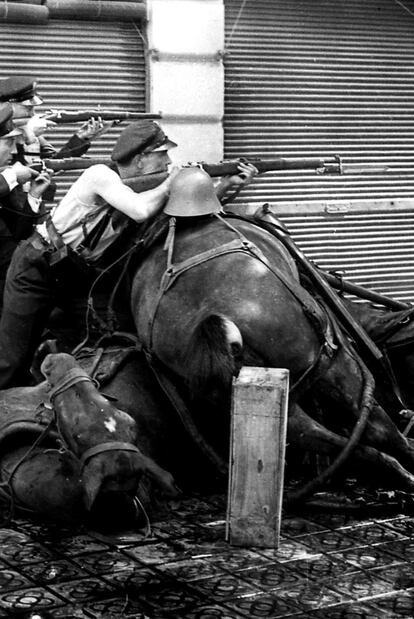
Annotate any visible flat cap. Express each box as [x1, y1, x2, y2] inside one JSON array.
[[0, 103, 22, 138], [0, 76, 43, 105], [111, 120, 177, 163]]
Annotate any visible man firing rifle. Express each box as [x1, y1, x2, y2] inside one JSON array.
[[0, 120, 257, 389]]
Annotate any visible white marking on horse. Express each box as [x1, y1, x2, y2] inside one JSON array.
[[223, 318, 243, 348], [104, 417, 117, 433]]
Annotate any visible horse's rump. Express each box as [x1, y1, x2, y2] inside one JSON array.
[[131, 216, 328, 384]]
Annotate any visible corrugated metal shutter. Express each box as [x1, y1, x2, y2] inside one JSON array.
[[0, 19, 146, 202], [224, 0, 414, 302]]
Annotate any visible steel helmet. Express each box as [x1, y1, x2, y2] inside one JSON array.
[[164, 167, 221, 217]]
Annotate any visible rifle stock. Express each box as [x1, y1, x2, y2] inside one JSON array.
[[43, 109, 162, 124]]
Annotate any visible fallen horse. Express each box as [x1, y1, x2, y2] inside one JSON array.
[[129, 168, 414, 499], [0, 351, 179, 525], [4, 168, 414, 519]]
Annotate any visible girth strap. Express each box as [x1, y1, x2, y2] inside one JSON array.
[[80, 441, 141, 471]]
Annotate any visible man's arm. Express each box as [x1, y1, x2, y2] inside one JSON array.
[[80, 164, 175, 222], [24, 117, 109, 159]]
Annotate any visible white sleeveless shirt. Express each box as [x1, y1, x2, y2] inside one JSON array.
[[37, 170, 118, 261]]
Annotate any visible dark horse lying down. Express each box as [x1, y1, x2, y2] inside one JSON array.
[[0, 351, 179, 525], [129, 181, 414, 495]]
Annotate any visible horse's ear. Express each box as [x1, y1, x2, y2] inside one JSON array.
[[32, 340, 60, 383], [39, 353, 54, 379]]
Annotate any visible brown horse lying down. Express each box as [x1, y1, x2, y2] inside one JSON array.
[[41, 352, 179, 510], [0, 353, 179, 524]]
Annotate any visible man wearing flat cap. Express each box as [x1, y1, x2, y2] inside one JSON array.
[[111, 119, 256, 201], [0, 103, 51, 310], [0, 75, 107, 163]]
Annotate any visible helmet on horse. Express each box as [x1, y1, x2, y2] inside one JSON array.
[[164, 167, 222, 217]]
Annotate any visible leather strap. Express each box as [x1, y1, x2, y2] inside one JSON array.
[[48, 367, 95, 402], [80, 441, 141, 471]]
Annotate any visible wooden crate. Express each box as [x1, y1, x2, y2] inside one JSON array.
[[226, 367, 289, 548]]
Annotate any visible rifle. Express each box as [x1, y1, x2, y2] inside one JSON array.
[[31, 154, 387, 177], [29, 157, 169, 193], [41, 109, 162, 124], [195, 156, 389, 176]]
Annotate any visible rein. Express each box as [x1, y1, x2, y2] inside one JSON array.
[[0, 417, 56, 524]]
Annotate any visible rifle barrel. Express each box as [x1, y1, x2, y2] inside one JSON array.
[[44, 110, 162, 124]]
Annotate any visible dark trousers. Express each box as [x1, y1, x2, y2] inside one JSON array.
[[0, 237, 54, 388], [0, 225, 17, 313]]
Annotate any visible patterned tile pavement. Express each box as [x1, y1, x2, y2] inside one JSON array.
[[2, 494, 414, 617]]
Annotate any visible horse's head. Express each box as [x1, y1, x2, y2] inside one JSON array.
[[40, 351, 180, 514]]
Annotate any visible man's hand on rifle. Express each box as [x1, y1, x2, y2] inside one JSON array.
[[76, 117, 112, 141], [23, 115, 57, 144], [28, 169, 53, 200], [226, 161, 258, 187], [10, 161, 38, 185], [215, 160, 259, 203]]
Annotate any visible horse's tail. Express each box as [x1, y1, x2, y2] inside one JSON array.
[[185, 313, 243, 397]]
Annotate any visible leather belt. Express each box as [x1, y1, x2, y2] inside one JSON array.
[[29, 231, 53, 251]]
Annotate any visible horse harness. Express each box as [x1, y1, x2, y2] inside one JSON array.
[[48, 366, 143, 472], [146, 213, 339, 396]]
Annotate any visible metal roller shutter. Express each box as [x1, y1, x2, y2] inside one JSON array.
[[224, 0, 414, 302], [0, 19, 146, 202]]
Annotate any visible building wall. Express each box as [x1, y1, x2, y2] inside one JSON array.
[[146, 0, 224, 166]]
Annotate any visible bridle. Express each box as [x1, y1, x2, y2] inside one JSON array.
[[49, 367, 143, 467]]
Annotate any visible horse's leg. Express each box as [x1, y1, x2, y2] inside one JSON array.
[[313, 345, 414, 472], [288, 404, 414, 489]]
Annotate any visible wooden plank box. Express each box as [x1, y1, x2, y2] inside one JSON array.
[[226, 367, 289, 548]]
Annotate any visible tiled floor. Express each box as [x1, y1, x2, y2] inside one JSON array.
[[2, 493, 414, 618]]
